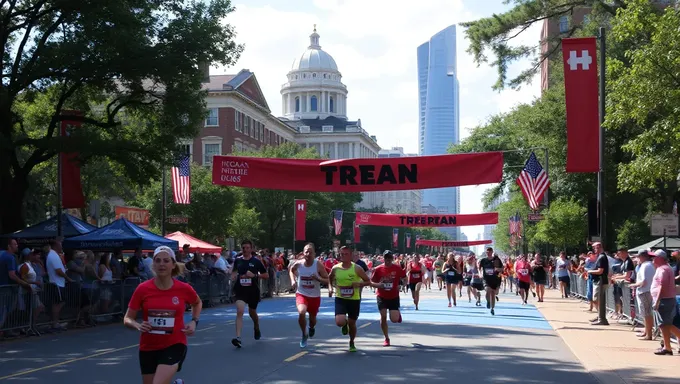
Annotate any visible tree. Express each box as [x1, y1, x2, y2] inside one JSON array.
[[130, 163, 238, 243], [490, 189, 539, 254], [0, 0, 243, 233], [229, 203, 262, 244], [615, 216, 652, 249], [533, 197, 587, 252], [232, 143, 362, 249]]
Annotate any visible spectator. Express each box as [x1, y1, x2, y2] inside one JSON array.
[[211, 254, 229, 275], [587, 242, 609, 326], [109, 250, 123, 279], [127, 248, 143, 278], [629, 251, 654, 340], [45, 239, 73, 331], [141, 251, 153, 279], [98, 253, 114, 314], [0, 239, 26, 338], [651, 250, 680, 355], [18, 248, 45, 329]]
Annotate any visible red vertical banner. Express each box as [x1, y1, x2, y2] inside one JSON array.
[[392, 228, 398, 248], [353, 221, 360, 243], [60, 111, 85, 208], [562, 37, 600, 173], [294, 199, 307, 241], [406, 233, 411, 248]]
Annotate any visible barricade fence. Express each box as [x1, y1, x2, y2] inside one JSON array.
[[1, 271, 295, 337]]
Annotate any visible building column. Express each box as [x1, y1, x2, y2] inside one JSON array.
[[334, 142, 338, 159], [320, 142, 324, 157], [306, 93, 310, 112], [320, 91, 324, 113]]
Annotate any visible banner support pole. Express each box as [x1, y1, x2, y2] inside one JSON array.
[[56, 123, 63, 237], [598, 27, 607, 248], [161, 166, 167, 236], [293, 203, 296, 255]]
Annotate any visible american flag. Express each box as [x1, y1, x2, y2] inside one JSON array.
[[333, 210, 343, 235], [509, 214, 519, 235], [516, 152, 550, 210], [171, 155, 191, 204], [673, 201, 678, 216]]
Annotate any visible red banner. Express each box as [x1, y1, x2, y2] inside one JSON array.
[[355, 212, 498, 227], [416, 239, 493, 247], [392, 228, 398, 247], [353, 221, 360, 243], [60, 111, 85, 208], [294, 199, 307, 241], [211, 152, 503, 192], [114, 206, 150, 227], [406, 233, 411, 248], [562, 37, 600, 173]]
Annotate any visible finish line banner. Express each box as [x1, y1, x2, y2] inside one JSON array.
[[211, 152, 503, 192], [416, 239, 493, 247], [355, 212, 498, 227]]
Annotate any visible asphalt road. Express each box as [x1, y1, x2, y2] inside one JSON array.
[[0, 287, 598, 383]]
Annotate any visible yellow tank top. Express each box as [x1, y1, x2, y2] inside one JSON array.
[[334, 262, 361, 300]]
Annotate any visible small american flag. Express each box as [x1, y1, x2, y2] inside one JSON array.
[[673, 201, 678, 216], [333, 210, 343, 235], [516, 152, 550, 211], [509, 214, 519, 235], [171, 155, 191, 204]]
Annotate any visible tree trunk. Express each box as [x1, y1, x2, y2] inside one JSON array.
[[0, 173, 29, 234]]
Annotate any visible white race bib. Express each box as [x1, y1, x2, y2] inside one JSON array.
[[447, 271, 455, 276], [519, 269, 528, 275], [382, 282, 393, 290], [339, 286, 354, 297], [148, 309, 176, 335], [411, 273, 420, 279], [300, 277, 315, 288], [240, 278, 252, 286], [484, 268, 495, 275]]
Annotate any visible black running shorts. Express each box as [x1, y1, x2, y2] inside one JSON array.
[[139, 343, 187, 375]]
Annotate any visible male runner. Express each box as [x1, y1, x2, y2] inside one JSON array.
[[370, 250, 406, 346], [290, 243, 329, 348], [478, 247, 503, 315], [329, 246, 380, 352], [434, 255, 445, 291], [231, 240, 269, 348]]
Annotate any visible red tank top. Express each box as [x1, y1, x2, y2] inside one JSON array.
[[409, 262, 423, 283]]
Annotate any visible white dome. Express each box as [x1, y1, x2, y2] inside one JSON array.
[[291, 28, 338, 72]]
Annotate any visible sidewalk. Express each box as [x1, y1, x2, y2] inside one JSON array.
[[536, 288, 677, 384]]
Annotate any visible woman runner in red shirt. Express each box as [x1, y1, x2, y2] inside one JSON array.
[[124, 246, 202, 384], [406, 255, 426, 310]]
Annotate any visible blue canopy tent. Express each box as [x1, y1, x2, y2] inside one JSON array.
[[63, 218, 178, 251], [1, 213, 97, 245]]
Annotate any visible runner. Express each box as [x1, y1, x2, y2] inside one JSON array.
[[370, 250, 406, 346], [514, 254, 532, 305], [466, 254, 483, 306], [289, 243, 329, 348], [124, 246, 201, 384], [406, 254, 426, 310], [329, 246, 379, 352], [442, 253, 461, 307], [231, 240, 269, 348], [478, 247, 503, 315], [434, 255, 445, 291]]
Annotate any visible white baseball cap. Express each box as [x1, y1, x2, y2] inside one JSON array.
[[153, 246, 176, 260], [653, 249, 668, 259]]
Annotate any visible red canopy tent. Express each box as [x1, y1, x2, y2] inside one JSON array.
[[165, 231, 222, 253]]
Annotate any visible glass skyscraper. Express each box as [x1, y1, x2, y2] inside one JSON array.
[[417, 25, 460, 238]]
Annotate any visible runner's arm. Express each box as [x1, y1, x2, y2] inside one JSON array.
[[316, 262, 330, 285], [355, 265, 381, 288], [328, 267, 336, 296], [289, 262, 298, 289], [257, 260, 269, 279]]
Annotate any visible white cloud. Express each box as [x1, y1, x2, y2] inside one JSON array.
[[221, 1, 544, 241]]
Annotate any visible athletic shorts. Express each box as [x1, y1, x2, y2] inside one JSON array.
[[234, 286, 261, 310], [471, 282, 484, 291], [518, 280, 531, 291], [446, 275, 461, 285], [52, 286, 66, 304], [295, 293, 321, 316], [408, 282, 422, 292], [656, 298, 677, 326], [377, 296, 400, 311], [462, 277, 471, 286], [484, 277, 501, 291], [335, 298, 361, 320], [139, 343, 187, 375], [558, 276, 570, 284]]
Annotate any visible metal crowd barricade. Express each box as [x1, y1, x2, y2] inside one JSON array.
[[34, 282, 81, 329], [0, 285, 31, 334], [207, 274, 231, 304]]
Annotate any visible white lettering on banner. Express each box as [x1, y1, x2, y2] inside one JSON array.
[[568, 50, 592, 70], [359, 214, 371, 223], [219, 160, 249, 184], [297, 203, 305, 211], [43, 224, 57, 231], [101, 229, 125, 236]]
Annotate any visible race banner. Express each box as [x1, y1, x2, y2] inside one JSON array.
[[392, 228, 398, 247], [353, 221, 360, 243], [415, 239, 493, 247], [355, 212, 498, 227], [562, 37, 600, 173], [406, 233, 411, 248], [60, 111, 85, 208], [294, 199, 307, 241], [211, 152, 503, 192]]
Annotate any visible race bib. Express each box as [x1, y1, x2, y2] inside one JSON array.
[[485, 268, 495, 275], [148, 309, 175, 335], [519, 269, 528, 275], [447, 271, 455, 276], [382, 282, 393, 290], [240, 278, 252, 286], [411, 273, 420, 279], [300, 277, 315, 288], [339, 286, 354, 298]]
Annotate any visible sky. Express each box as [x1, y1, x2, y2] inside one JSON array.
[[217, 0, 543, 242]]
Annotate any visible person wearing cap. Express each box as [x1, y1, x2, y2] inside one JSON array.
[[650, 250, 680, 355], [370, 250, 406, 346], [629, 251, 655, 340], [124, 246, 201, 384], [587, 242, 609, 326]]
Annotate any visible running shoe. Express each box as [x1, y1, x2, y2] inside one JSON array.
[[397, 314, 402, 323], [173, 379, 185, 384], [496, 296, 499, 301], [448, 302, 452, 307], [349, 343, 357, 352], [300, 335, 308, 349], [309, 327, 315, 338], [231, 337, 242, 348], [341, 323, 349, 335], [383, 338, 390, 347], [491, 309, 495, 316], [486, 301, 490, 309], [254, 327, 261, 340]]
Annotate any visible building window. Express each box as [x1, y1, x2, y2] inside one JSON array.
[[233, 140, 243, 152], [559, 16, 569, 33], [312, 73, 316, 78], [205, 108, 218, 126], [295, 97, 300, 112], [179, 142, 193, 158], [323, 74, 327, 78], [329, 97, 334, 113], [244, 116, 250, 136], [234, 111, 242, 132], [201, 137, 222, 166], [310, 96, 318, 111], [259, 123, 264, 141]]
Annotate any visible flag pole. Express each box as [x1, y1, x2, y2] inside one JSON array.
[[293, 200, 296, 255], [161, 166, 167, 236], [597, 27, 607, 247], [56, 122, 63, 237]]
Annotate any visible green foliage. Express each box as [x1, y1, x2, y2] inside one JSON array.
[[533, 197, 587, 250], [491, 188, 538, 253], [229, 203, 263, 244], [1, 0, 243, 233], [615, 216, 652, 249]]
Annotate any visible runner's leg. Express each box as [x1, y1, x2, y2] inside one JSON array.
[[152, 364, 179, 384], [248, 306, 260, 337], [234, 300, 246, 338], [297, 303, 308, 337], [379, 307, 389, 339]]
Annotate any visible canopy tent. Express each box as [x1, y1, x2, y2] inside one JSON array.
[[629, 237, 680, 254], [1, 213, 97, 245], [63, 218, 178, 251], [165, 231, 221, 253]]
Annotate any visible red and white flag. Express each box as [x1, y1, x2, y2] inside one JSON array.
[[171, 155, 191, 204], [517, 152, 550, 211]]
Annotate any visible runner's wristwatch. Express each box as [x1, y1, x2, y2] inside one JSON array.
[[191, 318, 199, 326]]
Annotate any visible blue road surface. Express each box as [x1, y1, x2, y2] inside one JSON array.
[[0, 289, 596, 383]]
